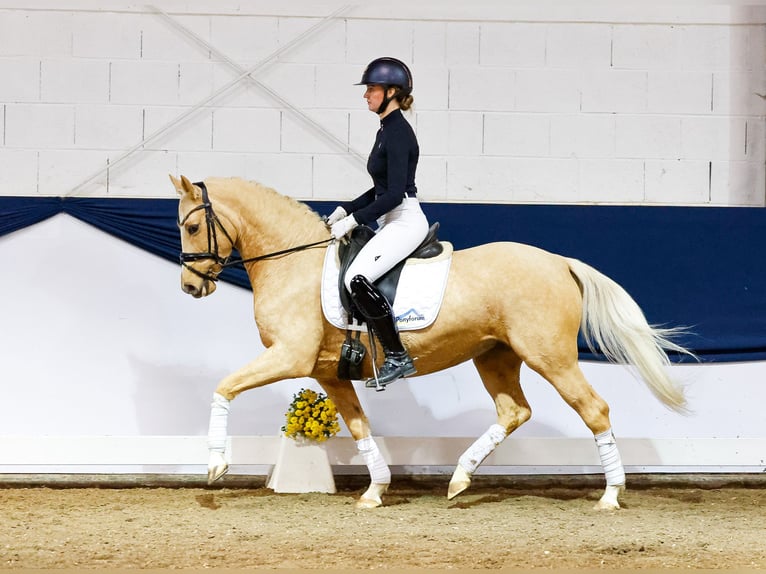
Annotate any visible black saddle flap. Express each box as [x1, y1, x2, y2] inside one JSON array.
[[337, 223, 442, 321]]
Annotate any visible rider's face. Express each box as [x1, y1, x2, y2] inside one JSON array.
[[364, 84, 389, 114]]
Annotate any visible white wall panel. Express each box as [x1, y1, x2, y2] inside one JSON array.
[[1, 2, 761, 204], [644, 159, 711, 204], [177, 62, 216, 106], [713, 70, 766, 116], [483, 114, 550, 157], [647, 71, 713, 115], [612, 24, 681, 70], [414, 156, 447, 202], [616, 116, 681, 160], [280, 110, 347, 154], [515, 69, 581, 113], [580, 69, 648, 114], [277, 17, 346, 64], [545, 23, 612, 69], [105, 149, 176, 197], [109, 61, 180, 105], [71, 12, 142, 59], [578, 159, 645, 203], [446, 156, 511, 201], [0, 59, 40, 102], [710, 160, 765, 205], [38, 150, 108, 195], [311, 154, 370, 200], [412, 21, 446, 66], [241, 153, 315, 196], [680, 117, 746, 161], [315, 64, 365, 111], [445, 22, 479, 66], [140, 13, 213, 62], [508, 157, 580, 203], [448, 67, 515, 112], [255, 64, 318, 109], [41, 59, 110, 104], [410, 64, 448, 110], [0, 149, 37, 194], [144, 106, 212, 152], [0, 10, 73, 57], [480, 23, 546, 68], [550, 115, 616, 159], [345, 19, 413, 66], [75, 105, 144, 150], [677, 25, 741, 71], [211, 108, 280, 152], [5, 103, 74, 148], [176, 151, 247, 182], [446, 112, 484, 157], [209, 15, 279, 65]]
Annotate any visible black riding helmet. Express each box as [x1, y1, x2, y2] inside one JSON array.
[[355, 57, 413, 114]]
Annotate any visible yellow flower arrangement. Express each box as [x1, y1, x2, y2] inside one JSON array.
[[281, 388, 341, 443]]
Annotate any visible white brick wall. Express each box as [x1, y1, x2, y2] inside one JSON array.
[[0, 1, 763, 205]]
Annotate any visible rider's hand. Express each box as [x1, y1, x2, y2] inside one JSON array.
[[331, 214, 358, 240], [325, 206, 347, 226]]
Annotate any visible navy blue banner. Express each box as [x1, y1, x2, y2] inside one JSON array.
[[2, 196, 764, 362]]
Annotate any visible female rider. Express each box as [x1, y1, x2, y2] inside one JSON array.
[[326, 57, 429, 388]]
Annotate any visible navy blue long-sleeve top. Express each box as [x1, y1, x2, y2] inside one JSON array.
[[341, 109, 419, 226]]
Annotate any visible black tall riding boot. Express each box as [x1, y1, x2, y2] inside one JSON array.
[[349, 274, 416, 387]]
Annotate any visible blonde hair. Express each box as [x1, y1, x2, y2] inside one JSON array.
[[398, 94, 414, 111]]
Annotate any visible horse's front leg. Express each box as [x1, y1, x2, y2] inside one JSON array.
[[319, 379, 390, 509], [206, 343, 317, 484]]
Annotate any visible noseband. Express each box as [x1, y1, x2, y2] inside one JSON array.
[[178, 181, 332, 284]]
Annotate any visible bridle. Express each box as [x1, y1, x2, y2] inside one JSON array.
[[178, 181, 332, 284]]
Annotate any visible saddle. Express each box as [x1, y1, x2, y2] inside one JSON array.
[[337, 222, 443, 323], [335, 223, 443, 381]]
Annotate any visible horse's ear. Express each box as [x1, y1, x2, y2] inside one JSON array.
[[169, 174, 201, 200], [169, 174, 183, 195]]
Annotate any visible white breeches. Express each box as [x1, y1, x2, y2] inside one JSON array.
[[343, 197, 429, 291]]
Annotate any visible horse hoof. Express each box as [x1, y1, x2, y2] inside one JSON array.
[[447, 465, 472, 500], [355, 497, 383, 509], [207, 452, 229, 484], [356, 482, 388, 508], [593, 484, 625, 510]]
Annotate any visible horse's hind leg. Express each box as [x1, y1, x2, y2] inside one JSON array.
[[530, 359, 626, 510], [448, 346, 530, 499]]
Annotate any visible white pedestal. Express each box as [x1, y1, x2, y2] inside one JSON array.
[[266, 436, 336, 494]]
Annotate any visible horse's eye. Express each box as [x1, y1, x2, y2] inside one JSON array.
[[186, 223, 199, 235]]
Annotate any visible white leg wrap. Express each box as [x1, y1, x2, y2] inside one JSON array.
[[458, 423, 508, 474], [207, 392, 230, 453], [595, 428, 625, 486], [356, 436, 391, 484]]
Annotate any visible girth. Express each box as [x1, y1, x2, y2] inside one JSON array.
[[337, 222, 443, 322]]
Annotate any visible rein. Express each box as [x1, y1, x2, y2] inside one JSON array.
[[178, 181, 332, 283]]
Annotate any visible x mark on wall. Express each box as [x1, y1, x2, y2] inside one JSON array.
[[69, 4, 363, 196]]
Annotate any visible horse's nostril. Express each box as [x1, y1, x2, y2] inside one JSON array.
[[183, 283, 198, 295]]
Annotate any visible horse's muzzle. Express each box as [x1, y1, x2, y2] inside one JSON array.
[[181, 277, 216, 298]]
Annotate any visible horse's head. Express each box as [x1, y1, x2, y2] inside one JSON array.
[[171, 174, 235, 298]]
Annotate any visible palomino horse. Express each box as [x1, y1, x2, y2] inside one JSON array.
[[172, 174, 691, 510]]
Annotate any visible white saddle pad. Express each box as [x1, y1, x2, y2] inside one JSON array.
[[321, 241, 453, 332]]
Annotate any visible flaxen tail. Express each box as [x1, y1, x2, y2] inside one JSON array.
[[566, 257, 695, 413]]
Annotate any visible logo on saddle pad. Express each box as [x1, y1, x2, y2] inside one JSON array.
[[396, 308, 426, 324], [321, 242, 452, 332]]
